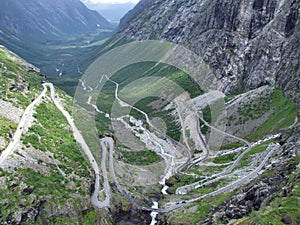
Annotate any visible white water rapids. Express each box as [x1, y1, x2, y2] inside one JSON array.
[[150, 201, 159, 225]]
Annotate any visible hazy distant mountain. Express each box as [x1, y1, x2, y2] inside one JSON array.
[[0, 0, 113, 43], [81, 0, 135, 22], [0, 0, 115, 80]]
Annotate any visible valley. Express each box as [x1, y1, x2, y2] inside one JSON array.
[[0, 0, 116, 96], [75, 49, 298, 224], [0, 0, 299, 224]]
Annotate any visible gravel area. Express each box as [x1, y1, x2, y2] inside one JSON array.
[[0, 99, 23, 123]]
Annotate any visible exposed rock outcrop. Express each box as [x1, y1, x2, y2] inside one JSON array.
[[201, 124, 300, 224], [114, 0, 299, 106]]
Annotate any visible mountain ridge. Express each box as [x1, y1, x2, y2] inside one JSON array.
[[103, 0, 299, 107], [0, 0, 299, 224], [0, 0, 117, 92], [75, 1, 300, 223], [0, 0, 113, 42]]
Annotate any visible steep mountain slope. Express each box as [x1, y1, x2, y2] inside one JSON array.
[[1, 42, 298, 224], [0, 0, 115, 87], [0, 46, 112, 224], [0, 0, 112, 42], [95, 0, 299, 106], [78, 56, 298, 224], [119, 0, 152, 26], [1, 0, 299, 224], [75, 0, 299, 224]]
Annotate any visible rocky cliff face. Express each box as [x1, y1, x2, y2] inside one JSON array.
[[88, 1, 300, 224], [201, 124, 300, 224], [115, 0, 299, 106]]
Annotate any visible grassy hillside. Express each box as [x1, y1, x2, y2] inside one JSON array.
[[96, 61, 203, 141], [0, 46, 98, 224]]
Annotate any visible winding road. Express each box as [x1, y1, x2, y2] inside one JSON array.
[[0, 83, 110, 209], [0, 77, 284, 219], [0, 84, 48, 165], [46, 83, 111, 208], [71, 77, 285, 215], [67, 78, 285, 214]]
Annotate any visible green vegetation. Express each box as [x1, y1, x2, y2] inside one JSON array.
[[1, 27, 114, 96], [203, 165, 229, 174], [223, 89, 297, 143], [22, 102, 90, 173], [166, 174, 200, 194], [235, 156, 300, 225], [200, 106, 211, 134], [119, 148, 161, 166], [237, 94, 272, 124], [234, 139, 276, 171], [48, 76, 80, 97], [213, 153, 236, 164], [220, 142, 244, 150], [0, 50, 19, 73], [202, 105, 212, 123], [224, 94, 237, 103], [1, 99, 92, 223], [0, 47, 44, 107], [245, 90, 297, 141], [80, 37, 131, 73], [57, 89, 74, 115], [188, 164, 228, 175], [130, 97, 182, 140], [17, 168, 68, 200], [170, 192, 233, 224], [166, 70, 203, 98], [130, 96, 161, 115], [96, 80, 116, 114], [95, 62, 203, 140], [187, 178, 236, 199], [35, 205, 102, 225], [214, 139, 276, 170], [95, 113, 112, 134], [48, 216, 75, 224], [0, 116, 17, 141], [98, 62, 202, 112], [0, 46, 98, 224], [226, 114, 237, 126], [78, 210, 101, 225], [247, 139, 275, 155]]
